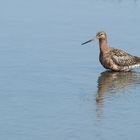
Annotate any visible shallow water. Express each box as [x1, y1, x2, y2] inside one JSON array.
[[0, 0, 140, 139]]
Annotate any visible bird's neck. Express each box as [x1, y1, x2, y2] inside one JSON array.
[[99, 38, 109, 53]]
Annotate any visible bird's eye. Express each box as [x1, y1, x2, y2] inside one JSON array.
[[100, 34, 103, 36]]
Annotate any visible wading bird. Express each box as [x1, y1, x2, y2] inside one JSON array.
[[82, 31, 140, 71]]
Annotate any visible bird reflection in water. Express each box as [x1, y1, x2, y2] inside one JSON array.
[[96, 71, 140, 120]]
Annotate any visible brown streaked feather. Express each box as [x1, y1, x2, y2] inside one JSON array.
[[110, 48, 140, 66]]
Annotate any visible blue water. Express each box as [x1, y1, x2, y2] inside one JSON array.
[[0, 0, 140, 139]]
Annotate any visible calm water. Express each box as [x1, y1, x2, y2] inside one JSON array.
[[0, 0, 140, 139]]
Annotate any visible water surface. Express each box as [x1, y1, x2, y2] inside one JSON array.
[[0, 0, 140, 140]]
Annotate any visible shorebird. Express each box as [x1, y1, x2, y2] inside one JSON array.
[[82, 31, 140, 71]]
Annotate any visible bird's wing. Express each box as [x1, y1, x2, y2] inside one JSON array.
[[110, 48, 140, 66]]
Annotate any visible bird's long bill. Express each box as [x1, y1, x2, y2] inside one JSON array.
[[81, 38, 95, 45]]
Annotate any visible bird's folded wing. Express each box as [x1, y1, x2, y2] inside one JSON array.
[[110, 48, 139, 66]]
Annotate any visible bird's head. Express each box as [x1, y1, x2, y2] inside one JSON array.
[[96, 31, 107, 40], [81, 31, 107, 45]]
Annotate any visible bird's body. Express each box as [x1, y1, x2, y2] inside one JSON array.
[[99, 47, 140, 71], [82, 31, 140, 72]]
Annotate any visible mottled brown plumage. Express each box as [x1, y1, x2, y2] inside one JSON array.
[[82, 31, 140, 71]]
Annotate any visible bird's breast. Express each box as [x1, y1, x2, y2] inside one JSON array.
[[99, 52, 118, 70], [99, 53, 111, 69]]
